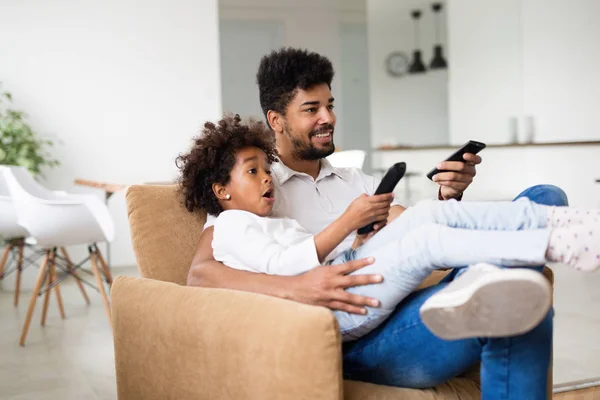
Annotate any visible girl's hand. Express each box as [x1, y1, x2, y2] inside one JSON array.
[[343, 193, 394, 233], [351, 222, 385, 250]]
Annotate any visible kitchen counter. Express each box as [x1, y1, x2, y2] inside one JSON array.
[[375, 140, 600, 152]]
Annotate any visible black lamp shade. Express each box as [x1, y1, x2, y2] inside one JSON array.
[[409, 50, 427, 73], [408, 9, 426, 74], [429, 3, 447, 70], [430, 45, 447, 69]]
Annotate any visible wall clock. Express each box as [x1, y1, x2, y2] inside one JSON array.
[[385, 51, 409, 77]]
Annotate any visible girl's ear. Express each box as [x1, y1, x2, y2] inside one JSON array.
[[267, 110, 284, 134], [212, 183, 230, 200]]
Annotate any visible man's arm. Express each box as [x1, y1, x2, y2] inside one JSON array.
[[188, 226, 383, 315]]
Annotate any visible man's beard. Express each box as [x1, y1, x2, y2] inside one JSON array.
[[285, 123, 336, 161]]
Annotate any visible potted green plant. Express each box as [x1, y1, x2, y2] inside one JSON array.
[[0, 83, 59, 176]]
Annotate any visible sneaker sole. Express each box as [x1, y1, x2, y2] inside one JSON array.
[[419, 268, 552, 340]]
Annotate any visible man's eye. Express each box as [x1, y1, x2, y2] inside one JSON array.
[[327, 105, 335, 110], [305, 108, 316, 113], [248, 168, 257, 174]]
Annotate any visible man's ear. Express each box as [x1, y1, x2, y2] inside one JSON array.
[[212, 183, 229, 200], [267, 110, 284, 134]]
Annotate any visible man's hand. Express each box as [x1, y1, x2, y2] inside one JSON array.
[[342, 193, 394, 233], [292, 257, 382, 315], [433, 153, 482, 200]]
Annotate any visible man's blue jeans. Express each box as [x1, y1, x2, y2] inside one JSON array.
[[341, 185, 568, 400]]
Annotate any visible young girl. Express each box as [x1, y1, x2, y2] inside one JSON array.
[[178, 115, 600, 341]]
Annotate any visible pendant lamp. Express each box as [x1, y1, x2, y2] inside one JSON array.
[[430, 3, 448, 69], [409, 10, 427, 74]]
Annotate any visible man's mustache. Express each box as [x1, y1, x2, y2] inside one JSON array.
[[310, 124, 335, 137]]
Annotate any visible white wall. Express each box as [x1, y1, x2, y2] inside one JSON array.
[[219, 0, 342, 68], [340, 22, 373, 172], [447, 0, 522, 145], [367, 0, 449, 149], [0, 0, 222, 267], [521, 0, 600, 142], [448, 0, 600, 145], [220, 19, 285, 120]]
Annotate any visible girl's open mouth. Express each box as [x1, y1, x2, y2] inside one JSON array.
[[262, 189, 275, 203]]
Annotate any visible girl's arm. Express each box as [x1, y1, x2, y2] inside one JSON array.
[[313, 218, 354, 262], [214, 211, 320, 275], [349, 204, 406, 250], [314, 194, 399, 257]]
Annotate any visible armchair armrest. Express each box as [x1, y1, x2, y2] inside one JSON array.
[[111, 277, 344, 400]]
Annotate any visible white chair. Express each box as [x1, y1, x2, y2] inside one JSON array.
[[326, 150, 367, 169], [0, 170, 29, 306], [0, 171, 29, 239], [2, 166, 114, 345], [1, 168, 92, 308]]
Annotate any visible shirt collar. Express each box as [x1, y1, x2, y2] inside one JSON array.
[[272, 158, 345, 185], [317, 158, 344, 181]]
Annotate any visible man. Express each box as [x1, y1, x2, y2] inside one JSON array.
[[188, 48, 567, 398]]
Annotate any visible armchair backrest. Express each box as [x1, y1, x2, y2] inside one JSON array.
[[126, 185, 205, 285]]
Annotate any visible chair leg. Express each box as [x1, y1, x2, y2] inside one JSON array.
[[20, 251, 50, 346], [60, 247, 90, 305], [14, 240, 24, 307], [89, 248, 112, 326], [94, 246, 113, 285], [0, 243, 13, 278], [40, 267, 52, 327], [50, 251, 66, 320]]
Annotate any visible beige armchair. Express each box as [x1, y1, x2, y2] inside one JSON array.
[[112, 184, 553, 399]]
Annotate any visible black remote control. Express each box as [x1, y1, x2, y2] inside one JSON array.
[[426, 140, 486, 181], [357, 162, 406, 235]]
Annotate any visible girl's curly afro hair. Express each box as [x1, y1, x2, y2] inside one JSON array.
[[176, 114, 278, 216]]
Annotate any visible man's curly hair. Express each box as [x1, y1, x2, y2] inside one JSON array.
[[256, 47, 334, 127], [176, 114, 278, 216]]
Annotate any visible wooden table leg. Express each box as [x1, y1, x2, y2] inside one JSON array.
[[95, 245, 113, 285], [89, 248, 112, 326]]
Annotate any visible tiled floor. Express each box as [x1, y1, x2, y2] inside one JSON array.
[[551, 263, 600, 385], [0, 266, 139, 400], [0, 264, 599, 399]]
